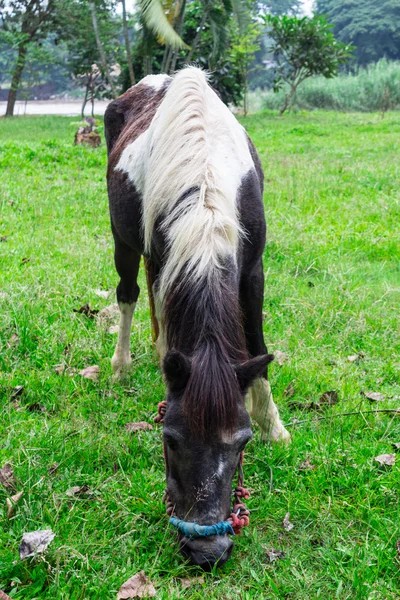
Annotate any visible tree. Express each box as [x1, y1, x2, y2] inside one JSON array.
[[257, 0, 301, 16], [60, 0, 121, 115], [120, 0, 247, 106], [89, 0, 118, 97], [265, 14, 353, 115], [316, 0, 400, 66], [121, 0, 135, 84], [1, 0, 58, 116], [230, 22, 260, 115]]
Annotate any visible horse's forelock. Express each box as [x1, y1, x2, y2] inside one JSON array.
[[182, 340, 242, 439]]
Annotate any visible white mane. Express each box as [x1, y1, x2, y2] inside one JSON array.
[[116, 67, 254, 298]]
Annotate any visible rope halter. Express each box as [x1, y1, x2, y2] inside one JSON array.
[[155, 400, 251, 538]]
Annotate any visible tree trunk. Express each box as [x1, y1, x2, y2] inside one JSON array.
[[280, 84, 297, 116], [5, 43, 27, 117], [168, 0, 187, 73], [161, 46, 172, 73], [243, 70, 248, 117], [89, 1, 118, 98], [142, 26, 153, 76], [185, 9, 208, 64], [121, 0, 135, 85], [81, 76, 90, 118]]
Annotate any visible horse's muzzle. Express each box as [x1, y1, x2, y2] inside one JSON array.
[[179, 535, 233, 570]]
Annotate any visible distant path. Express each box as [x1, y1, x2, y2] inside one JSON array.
[[0, 100, 110, 117]]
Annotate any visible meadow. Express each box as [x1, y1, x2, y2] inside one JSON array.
[[0, 110, 399, 599]]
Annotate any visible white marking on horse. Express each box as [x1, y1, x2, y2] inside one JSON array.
[[217, 459, 225, 477], [116, 67, 254, 304], [140, 74, 171, 91], [246, 379, 290, 443], [111, 302, 136, 378]]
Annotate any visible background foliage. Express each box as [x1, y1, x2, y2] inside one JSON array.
[[316, 0, 400, 66], [258, 59, 400, 113]]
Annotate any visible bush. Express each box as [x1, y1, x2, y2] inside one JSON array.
[[259, 60, 400, 112]]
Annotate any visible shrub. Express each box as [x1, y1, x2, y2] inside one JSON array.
[[259, 60, 400, 113]]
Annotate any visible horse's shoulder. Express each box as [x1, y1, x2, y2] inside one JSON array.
[[105, 76, 172, 161]]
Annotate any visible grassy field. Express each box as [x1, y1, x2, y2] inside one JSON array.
[[0, 111, 399, 599]]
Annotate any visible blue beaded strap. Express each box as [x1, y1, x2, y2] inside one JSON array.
[[169, 516, 235, 538]]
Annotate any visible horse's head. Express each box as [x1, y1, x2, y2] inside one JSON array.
[[162, 349, 273, 569]]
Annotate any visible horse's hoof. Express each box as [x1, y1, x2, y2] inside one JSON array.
[[261, 424, 291, 444], [270, 426, 291, 444], [111, 355, 132, 380]]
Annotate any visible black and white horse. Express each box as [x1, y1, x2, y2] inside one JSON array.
[[105, 67, 290, 569]]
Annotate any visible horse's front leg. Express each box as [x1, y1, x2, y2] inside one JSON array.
[[240, 259, 290, 443], [111, 234, 141, 379]]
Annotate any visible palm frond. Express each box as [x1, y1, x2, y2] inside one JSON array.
[[209, 7, 228, 65], [231, 0, 250, 34], [220, 0, 233, 14], [140, 0, 186, 48]]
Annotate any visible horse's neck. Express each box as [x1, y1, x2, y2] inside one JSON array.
[[164, 271, 247, 362]]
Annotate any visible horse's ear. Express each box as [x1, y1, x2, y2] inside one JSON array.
[[163, 350, 192, 392], [235, 354, 274, 393]]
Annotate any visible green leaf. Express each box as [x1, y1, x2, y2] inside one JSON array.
[[139, 0, 187, 49]]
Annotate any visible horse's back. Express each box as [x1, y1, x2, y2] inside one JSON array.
[[105, 68, 265, 271]]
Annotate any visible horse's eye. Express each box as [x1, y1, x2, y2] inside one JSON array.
[[165, 436, 179, 451], [238, 441, 248, 453], [238, 435, 252, 453]]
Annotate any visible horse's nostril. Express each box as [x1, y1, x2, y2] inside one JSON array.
[[180, 537, 234, 570]]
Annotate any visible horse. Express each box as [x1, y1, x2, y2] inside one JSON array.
[[104, 67, 290, 570]]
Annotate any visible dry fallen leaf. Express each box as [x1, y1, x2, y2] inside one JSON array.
[[66, 485, 93, 497], [54, 364, 77, 377], [0, 235, 8, 242], [283, 381, 295, 398], [94, 289, 111, 299], [361, 391, 385, 402], [27, 403, 46, 413], [289, 391, 338, 412], [96, 303, 119, 327], [19, 529, 56, 559], [282, 512, 294, 531], [319, 391, 339, 406], [117, 571, 156, 599], [125, 422, 153, 433], [48, 462, 59, 475], [124, 388, 137, 396], [347, 352, 365, 363], [375, 454, 395, 467], [7, 333, 19, 348], [265, 547, 286, 563], [73, 303, 99, 318], [0, 590, 13, 600], [299, 459, 316, 471], [108, 325, 119, 334], [6, 490, 24, 519], [0, 464, 16, 492], [274, 351, 288, 366], [392, 442, 400, 452], [396, 540, 400, 562], [180, 576, 205, 589], [21, 257, 30, 265], [79, 365, 99, 381], [10, 386, 24, 399]]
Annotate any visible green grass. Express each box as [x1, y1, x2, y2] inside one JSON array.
[[1, 111, 400, 599]]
